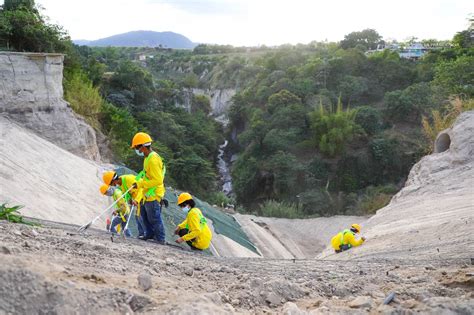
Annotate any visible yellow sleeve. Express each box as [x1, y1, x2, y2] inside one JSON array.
[[181, 211, 202, 241], [124, 175, 143, 203], [346, 233, 364, 247], [178, 218, 188, 229]]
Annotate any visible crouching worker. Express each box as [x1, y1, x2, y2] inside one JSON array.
[[99, 184, 131, 237], [174, 192, 212, 250], [331, 223, 366, 253]]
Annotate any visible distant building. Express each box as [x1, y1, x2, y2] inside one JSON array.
[[366, 42, 435, 60], [398, 43, 428, 59]]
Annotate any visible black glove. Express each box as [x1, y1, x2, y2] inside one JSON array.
[[161, 198, 169, 208]]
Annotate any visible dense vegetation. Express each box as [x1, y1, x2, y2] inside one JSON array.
[[1, 1, 472, 216]]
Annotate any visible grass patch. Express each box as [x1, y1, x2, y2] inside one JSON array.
[[258, 200, 303, 219], [0, 203, 39, 226], [354, 185, 398, 215]]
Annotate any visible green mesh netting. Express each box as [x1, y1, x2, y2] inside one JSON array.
[[114, 166, 258, 255]]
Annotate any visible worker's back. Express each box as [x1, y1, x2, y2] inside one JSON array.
[[331, 231, 346, 250]]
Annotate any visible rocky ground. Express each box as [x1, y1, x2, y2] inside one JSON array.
[[1, 220, 473, 315]]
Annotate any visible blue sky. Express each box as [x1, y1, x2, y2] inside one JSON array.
[[24, 0, 474, 46]]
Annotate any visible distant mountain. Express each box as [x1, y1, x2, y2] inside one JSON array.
[[73, 31, 196, 49]]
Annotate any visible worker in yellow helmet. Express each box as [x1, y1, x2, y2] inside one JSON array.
[[103, 171, 146, 239], [331, 223, 366, 253], [131, 132, 166, 244], [99, 184, 131, 237], [174, 192, 212, 250]]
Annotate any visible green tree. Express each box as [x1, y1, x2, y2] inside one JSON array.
[[337, 75, 369, 104], [384, 82, 439, 121], [452, 17, 473, 49], [232, 154, 260, 204], [3, 0, 35, 11], [99, 102, 141, 167], [265, 151, 301, 198], [109, 61, 155, 108], [267, 89, 302, 114], [433, 55, 474, 96], [354, 106, 382, 135], [309, 100, 362, 157], [340, 29, 382, 51], [0, 0, 69, 52]]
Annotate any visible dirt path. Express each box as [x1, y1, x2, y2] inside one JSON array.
[[1, 220, 472, 314]]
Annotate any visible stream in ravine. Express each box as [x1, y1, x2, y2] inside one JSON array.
[[217, 140, 233, 195]]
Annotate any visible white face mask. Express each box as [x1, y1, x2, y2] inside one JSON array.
[[135, 149, 144, 157], [182, 205, 191, 214], [105, 187, 115, 196]]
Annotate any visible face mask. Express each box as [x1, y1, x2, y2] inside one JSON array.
[[135, 149, 144, 157], [182, 205, 191, 213], [105, 187, 115, 196]]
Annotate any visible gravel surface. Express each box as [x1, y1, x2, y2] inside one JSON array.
[[1, 220, 472, 314]]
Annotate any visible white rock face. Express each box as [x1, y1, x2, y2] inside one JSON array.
[[177, 88, 236, 126], [0, 52, 100, 161], [0, 116, 108, 226]]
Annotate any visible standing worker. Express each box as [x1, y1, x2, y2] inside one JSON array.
[[103, 171, 146, 239], [99, 184, 131, 237], [174, 192, 212, 250], [131, 132, 166, 244], [331, 223, 366, 253]]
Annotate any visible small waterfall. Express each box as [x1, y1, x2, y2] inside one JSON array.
[[217, 140, 233, 195]]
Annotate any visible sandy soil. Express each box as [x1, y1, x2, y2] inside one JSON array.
[[1, 220, 472, 314]]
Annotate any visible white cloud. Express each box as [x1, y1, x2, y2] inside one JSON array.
[[24, 0, 474, 45]]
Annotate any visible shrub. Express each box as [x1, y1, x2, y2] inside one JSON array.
[[209, 192, 233, 208], [64, 70, 103, 128], [258, 200, 302, 219], [422, 96, 474, 148], [309, 99, 363, 157]]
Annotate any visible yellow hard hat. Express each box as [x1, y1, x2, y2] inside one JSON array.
[[99, 184, 109, 195], [103, 171, 117, 185], [131, 132, 152, 148], [351, 224, 361, 233], [177, 192, 193, 206]]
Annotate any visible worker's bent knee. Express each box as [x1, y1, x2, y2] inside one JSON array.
[[178, 228, 189, 237]]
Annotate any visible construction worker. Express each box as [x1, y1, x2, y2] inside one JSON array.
[[103, 171, 146, 239], [131, 132, 166, 244], [99, 184, 131, 237], [174, 192, 212, 250], [331, 223, 366, 253]]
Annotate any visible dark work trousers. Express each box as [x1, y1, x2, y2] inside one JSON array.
[[178, 228, 200, 250], [141, 200, 165, 242]]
